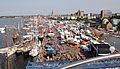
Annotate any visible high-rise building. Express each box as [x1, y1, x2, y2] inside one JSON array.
[[101, 10, 112, 18], [80, 11, 84, 16], [75, 10, 84, 16]]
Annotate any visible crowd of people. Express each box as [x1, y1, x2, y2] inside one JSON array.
[[35, 20, 105, 62]]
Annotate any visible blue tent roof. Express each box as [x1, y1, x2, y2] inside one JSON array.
[[47, 47, 54, 51]]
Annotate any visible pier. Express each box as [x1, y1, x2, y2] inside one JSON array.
[[0, 45, 32, 57]]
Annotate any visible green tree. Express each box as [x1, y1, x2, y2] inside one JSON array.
[[117, 22, 120, 34], [111, 16, 120, 19], [117, 22, 120, 30]]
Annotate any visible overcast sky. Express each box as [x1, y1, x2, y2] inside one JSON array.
[[0, 0, 120, 16]]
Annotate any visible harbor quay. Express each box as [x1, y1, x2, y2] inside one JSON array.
[[0, 15, 120, 69]]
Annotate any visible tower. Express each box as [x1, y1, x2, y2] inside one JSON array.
[[51, 10, 53, 16]]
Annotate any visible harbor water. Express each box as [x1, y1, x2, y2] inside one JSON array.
[[0, 18, 32, 69], [0, 18, 24, 48]]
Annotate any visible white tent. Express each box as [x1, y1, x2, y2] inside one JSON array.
[[48, 33, 55, 36], [23, 35, 32, 38]]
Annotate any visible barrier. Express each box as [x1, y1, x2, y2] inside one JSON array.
[[60, 54, 120, 69], [80, 58, 120, 69], [26, 60, 74, 69]]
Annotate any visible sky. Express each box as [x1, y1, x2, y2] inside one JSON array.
[[0, 0, 120, 16]]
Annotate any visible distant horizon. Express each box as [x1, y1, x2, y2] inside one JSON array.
[[0, 0, 120, 16], [0, 10, 119, 16]]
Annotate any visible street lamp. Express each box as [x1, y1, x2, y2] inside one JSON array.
[[109, 46, 115, 53], [114, 42, 116, 46]]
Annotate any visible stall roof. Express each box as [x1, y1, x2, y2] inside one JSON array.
[[23, 35, 32, 38]]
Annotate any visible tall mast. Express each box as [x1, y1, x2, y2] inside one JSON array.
[[5, 25, 7, 47]]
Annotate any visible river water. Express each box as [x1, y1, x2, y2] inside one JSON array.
[[0, 18, 120, 69]]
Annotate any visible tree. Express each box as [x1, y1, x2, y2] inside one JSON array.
[[111, 16, 120, 19], [117, 22, 120, 34]]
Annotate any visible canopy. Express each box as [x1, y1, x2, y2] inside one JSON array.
[[48, 33, 55, 36], [81, 45, 89, 51], [23, 35, 32, 38], [23, 27, 30, 30], [86, 30, 91, 34], [47, 47, 54, 51]]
